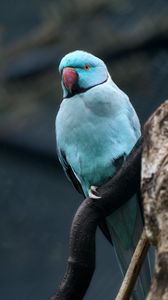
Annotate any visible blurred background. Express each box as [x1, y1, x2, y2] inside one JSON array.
[[0, 1, 168, 299]]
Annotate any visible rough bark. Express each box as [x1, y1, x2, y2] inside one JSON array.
[[141, 100, 168, 300]]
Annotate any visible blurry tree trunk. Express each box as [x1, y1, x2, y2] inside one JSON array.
[[141, 100, 168, 300]]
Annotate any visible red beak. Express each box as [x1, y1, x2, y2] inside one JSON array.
[[63, 67, 78, 93]]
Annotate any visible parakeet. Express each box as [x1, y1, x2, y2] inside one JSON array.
[[56, 50, 151, 299]]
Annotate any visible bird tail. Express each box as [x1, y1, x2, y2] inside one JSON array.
[[106, 196, 152, 300]]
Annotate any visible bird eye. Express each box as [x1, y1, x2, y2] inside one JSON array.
[[83, 64, 90, 71]]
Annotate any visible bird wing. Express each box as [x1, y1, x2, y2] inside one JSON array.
[[127, 101, 141, 139], [57, 147, 84, 196]]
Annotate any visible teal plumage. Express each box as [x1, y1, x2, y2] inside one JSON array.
[[56, 50, 151, 299]]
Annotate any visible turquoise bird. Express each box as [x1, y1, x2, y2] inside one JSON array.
[[56, 50, 151, 299]]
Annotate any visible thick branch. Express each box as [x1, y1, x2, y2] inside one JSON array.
[[51, 138, 143, 300], [141, 100, 168, 300]]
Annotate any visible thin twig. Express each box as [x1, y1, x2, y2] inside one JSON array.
[[115, 229, 149, 300]]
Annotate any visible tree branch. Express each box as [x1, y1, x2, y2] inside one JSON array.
[[51, 137, 143, 300]]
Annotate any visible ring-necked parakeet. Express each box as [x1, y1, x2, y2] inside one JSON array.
[[56, 50, 151, 299]]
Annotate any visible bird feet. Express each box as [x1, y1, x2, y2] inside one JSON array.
[[88, 186, 101, 199]]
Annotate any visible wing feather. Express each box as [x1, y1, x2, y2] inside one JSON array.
[[57, 147, 84, 196]]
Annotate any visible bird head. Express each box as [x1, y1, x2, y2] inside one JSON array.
[[59, 50, 108, 98]]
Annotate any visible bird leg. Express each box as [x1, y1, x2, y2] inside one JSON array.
[[88, 186, 101, 199]]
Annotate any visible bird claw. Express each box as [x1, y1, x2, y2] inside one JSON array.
[[88, 186, 101, 199]]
